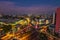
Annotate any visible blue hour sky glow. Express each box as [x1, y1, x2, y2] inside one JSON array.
[[0, 0, 60, 15]]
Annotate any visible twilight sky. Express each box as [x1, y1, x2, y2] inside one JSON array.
[[0, 0, 60, 15]]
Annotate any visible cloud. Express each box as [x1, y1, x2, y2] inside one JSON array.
[[0, 1, 57, 15]]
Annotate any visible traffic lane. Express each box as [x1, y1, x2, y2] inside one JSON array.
[[14, 28, 39, 40], [27, 29, 40, 40]]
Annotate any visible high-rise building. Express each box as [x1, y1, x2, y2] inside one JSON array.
[[55, 8, 60, 34]]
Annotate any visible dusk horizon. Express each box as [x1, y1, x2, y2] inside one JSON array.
[[0, 0, 60, 15]]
